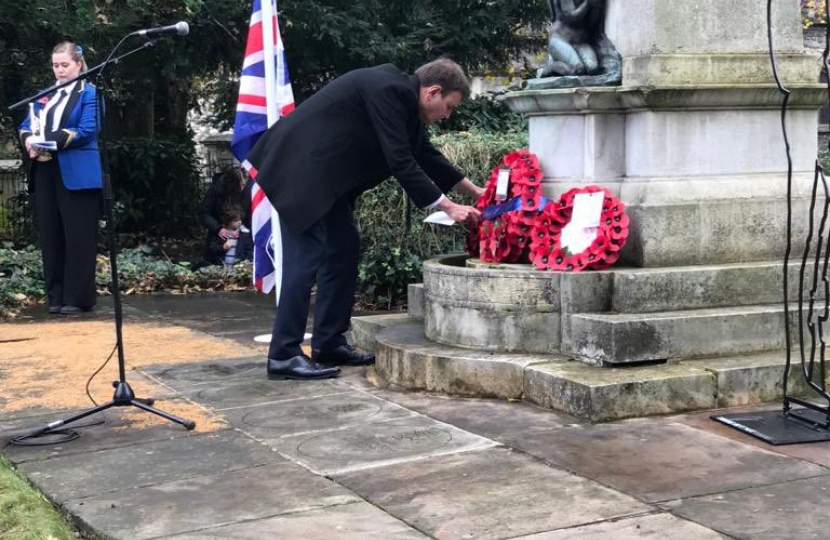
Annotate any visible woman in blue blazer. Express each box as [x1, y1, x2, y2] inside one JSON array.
[[19, 41, 102, 315]]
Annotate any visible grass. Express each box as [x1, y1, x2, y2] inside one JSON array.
[[0, 453, 80, 540]]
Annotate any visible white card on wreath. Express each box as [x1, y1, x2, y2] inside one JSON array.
[[571, 192, 604, 228]]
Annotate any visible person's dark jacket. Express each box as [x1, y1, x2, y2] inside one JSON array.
[[198, 175, 252, 261], [205, 227, 253, 266], [246, 64, 464, 235]]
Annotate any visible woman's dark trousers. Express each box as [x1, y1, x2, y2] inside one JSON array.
[[34, 160, 101, 309]]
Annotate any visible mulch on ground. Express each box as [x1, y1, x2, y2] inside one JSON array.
[[0, 320, 269, 432]]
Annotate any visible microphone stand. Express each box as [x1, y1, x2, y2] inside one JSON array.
[[8, 36, 195, 441]]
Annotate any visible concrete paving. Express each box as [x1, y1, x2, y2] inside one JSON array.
[[2, 292, 830, 540]]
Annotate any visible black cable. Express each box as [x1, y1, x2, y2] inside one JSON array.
[[6, 344, 116, 447], [86, 343, 118, 407]]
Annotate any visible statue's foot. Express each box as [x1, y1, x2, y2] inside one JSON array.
[[524, 72, 622, 90]]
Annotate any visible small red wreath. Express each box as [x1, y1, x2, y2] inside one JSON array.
[[471, 150, 545, 264]]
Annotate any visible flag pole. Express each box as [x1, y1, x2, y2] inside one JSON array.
[[261, 0, 283, 306], [261, 0, 278, 124]]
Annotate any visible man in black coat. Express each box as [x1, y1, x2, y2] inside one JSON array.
[[247, 58, 483, 380]]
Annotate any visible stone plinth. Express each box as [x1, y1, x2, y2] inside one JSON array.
[[420, 255, 814, 365], [605, 0, 813, 87], [503, 86, 825, 267]]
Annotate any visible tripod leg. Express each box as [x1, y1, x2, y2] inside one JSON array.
[[25, 401, 117, 438], [130, 399, 196, 430]]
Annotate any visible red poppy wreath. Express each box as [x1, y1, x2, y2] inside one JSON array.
[[468, 150, 629, 272]]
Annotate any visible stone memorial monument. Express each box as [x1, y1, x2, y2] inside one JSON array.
[[353, 0, 827, 421]]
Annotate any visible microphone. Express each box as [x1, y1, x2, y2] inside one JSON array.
[[134, 21, 189, 37]]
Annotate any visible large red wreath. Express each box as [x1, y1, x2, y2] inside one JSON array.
[[468, 150, 629, 272]]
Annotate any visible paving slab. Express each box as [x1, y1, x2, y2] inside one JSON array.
[[335, 447, 651, 540], [178, 316, 273, 338], [510, 513, 731, 539], [142, 357, 265, 388], [0, 403, 84, 423], [334, 366, 381, 391], [0, 409, 91, 459], [125, 369, 183, 400], [1, 407, 205, 465], [13, 301, 143, 322], [66, 462, 361, 540], [267, 415, 496, 475], [671, 405, 830, 468], [364, 388, 581, 442], [221, 390, 417, 440], [19, 430, 284, 502], [162, 501, 429, 539], [123, 292, 275, 319], [665, 475, 830, 540], [502, 420, 828, 503], [176, 377, 348, 411]]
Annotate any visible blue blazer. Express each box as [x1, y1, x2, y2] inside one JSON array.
[[19, 81, 103, 191]]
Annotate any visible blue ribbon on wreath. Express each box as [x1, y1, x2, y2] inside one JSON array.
[[482, 196, 550, 222]]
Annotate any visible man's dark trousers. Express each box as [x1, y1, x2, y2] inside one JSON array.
[[268, 195, 360, 360]]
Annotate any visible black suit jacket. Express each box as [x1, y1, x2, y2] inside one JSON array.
[[246, 64, 464, 235]]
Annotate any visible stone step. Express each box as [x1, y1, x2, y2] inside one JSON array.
[[407, 283, 425, 319], [564, 303, 807, 365], [685, 351, 828, 408], [349, 313, 411, 353], [606, 261, 808, 313], [374, 322, 563, 400], [374, 323, 828, 422]]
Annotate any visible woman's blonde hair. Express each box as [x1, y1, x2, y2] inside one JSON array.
[[52, 41, 88, 72]]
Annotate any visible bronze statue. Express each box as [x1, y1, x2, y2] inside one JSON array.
[[528, 0, 621, 89]]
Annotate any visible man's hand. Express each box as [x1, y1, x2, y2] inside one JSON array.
[[437, 197, 481, 227], [455, 177, 485, 200]]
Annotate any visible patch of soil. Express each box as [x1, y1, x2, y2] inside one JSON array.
[[0, 321, 268, 433]]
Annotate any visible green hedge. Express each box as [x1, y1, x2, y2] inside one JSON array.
[[0, 244, 45, 317], [355, 130, 527, 309], [0, 245, 252, 318], [106, 137, 203, 238]]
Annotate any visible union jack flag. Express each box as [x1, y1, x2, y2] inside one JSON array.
[[231, 0, 295, 294]]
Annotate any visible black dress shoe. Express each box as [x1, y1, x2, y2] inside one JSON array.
[[48, 305, 61, 315], [60, 305, 93, 316], [312, 344, 375, 366], [267, 355, 341, 380]]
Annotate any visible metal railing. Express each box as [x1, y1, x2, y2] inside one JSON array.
[[0, 165, 33, 242]]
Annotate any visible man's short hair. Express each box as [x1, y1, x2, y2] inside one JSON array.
[[415, 58, 471, 101]]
